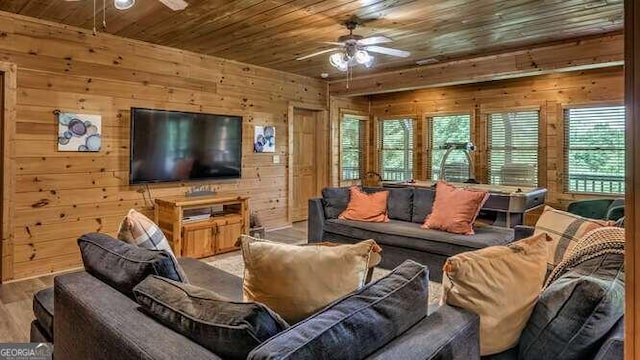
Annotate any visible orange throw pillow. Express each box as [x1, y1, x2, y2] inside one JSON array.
[[422, 181, 489, 235], [339, 186, 389, 223]]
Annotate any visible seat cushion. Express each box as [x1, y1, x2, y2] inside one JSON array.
[[325, 219, 514, 257], [33, 287, 54, 340], [248, 260, 429, 360], [133, 275, 289, 360], [519, 253, 624, 360], [78, 232, 186, 298], [178, 257, 243, 301]]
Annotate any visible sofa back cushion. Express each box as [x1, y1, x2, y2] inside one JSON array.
[[133, 275, 289, 360], [77, 233, 185, 298], [411, 188, 436, 223], [247, 260, 428, 360], [321, 187, 350, 219], [519, 253, 624, 360]]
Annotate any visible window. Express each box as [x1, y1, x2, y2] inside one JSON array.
[[428, 114, 471, 181], [340, 116, 366, 180], [488, 111, 539, 186], [565, 106, 625, 194], [378, 118, 414, 181]]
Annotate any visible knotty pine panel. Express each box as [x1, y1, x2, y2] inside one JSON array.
[[369, 66, 624, 207], [0, 14, 327, 281]]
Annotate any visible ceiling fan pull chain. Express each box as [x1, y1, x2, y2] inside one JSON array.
[[103, 0, 107, 29], [92, 0, 97, 35]]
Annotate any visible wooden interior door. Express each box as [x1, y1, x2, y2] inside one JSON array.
[[292, 108, 318, 222]]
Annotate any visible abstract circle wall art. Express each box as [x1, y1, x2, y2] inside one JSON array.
[[254, 125, 275, 153], [57, 112, 102, 152]]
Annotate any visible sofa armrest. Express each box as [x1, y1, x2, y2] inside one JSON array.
[[366, 304, 480, 360], [54, 272, 219, 360], [308, 198, 326, 243], [594, 319, 623, 360], [514, 225, 535, 240]]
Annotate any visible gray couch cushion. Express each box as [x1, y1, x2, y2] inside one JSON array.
[[77, 233, 185, 298], [411, 188, 436, 223], [178, 257, 243, 301], [33, 287, 54, 340], [248, 260, 428, 360], [133, 276, 289, 360], [325, 219, 514, 257], [386, 188, 413, 222], [321, 187, 350, 219], [519, 253, 624, 360]]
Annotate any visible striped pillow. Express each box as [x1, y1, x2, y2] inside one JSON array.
[[534, 206, 615, 272], [117, 209, 188, 282]]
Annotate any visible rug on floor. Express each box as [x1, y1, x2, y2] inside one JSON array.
[[204, 251, 443, 304]]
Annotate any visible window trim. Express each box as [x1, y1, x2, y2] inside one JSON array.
[[485, 110, 541, 187], [562, 103, 626, 195], [339, 112, 369, 182], [424, 111, 474, 181], [376, 116, 417, 181]]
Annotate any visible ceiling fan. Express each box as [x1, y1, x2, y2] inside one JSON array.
[[296, 19, 410, 72], [64, 0, 188, 11]]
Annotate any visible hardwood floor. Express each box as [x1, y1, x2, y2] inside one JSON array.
[[0, 221, 309, 343]]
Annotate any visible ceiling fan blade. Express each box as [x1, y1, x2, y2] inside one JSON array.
[[358, 36, 392, 46], [321, 42, 346, 46], [296, 48, 341, 61], [158, 0, 188, 11], [365, 45, 411, 58]]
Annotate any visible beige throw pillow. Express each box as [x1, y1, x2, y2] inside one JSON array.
[[240, 235, 379, 324], [441, 233, 551, 356]]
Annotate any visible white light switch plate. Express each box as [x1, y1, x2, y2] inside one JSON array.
[[273, 155, 280, 164]]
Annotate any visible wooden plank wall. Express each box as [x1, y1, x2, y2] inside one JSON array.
[[368, 66, 624, 210], [329, 96, 370, 187], [0, 12, 327, 281]]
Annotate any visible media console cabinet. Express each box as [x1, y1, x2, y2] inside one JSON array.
[[154, 195, 250, 258]]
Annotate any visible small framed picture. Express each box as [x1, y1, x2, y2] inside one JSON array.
[[57, 112, 102, 152], [254, 125, 275, 153]]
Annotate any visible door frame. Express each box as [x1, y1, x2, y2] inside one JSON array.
[[0, 62, 17, 283], [287, 101, 328, 224]]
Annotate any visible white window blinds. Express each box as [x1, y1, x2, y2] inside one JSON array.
[[340, 116, 365, 180], [565, 106, 625, 194], [378, 118, 414, 181], [428, 114, 471, 181], [488, 111, 539, 186]]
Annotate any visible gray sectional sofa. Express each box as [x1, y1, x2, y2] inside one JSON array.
[[308, 186, 516, 281]]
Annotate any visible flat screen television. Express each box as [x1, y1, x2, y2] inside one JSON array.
[[129, 108, 242, 184]]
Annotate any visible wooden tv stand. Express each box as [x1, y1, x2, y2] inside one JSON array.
[[154, 195, 249, 258]]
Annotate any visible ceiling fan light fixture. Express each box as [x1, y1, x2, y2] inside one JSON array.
[[355, 50, 374, 67], [114, 0, 135, 10], [330, 52, 349, 71]]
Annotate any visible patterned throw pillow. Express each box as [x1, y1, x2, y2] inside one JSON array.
[[118, 208, 188, 281], [533, 206, 615, 272], [118, 209, 175, 254]]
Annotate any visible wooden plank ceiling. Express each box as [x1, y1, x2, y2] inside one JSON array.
[[0, 0, 623, 79]]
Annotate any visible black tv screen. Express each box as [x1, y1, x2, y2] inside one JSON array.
[[129, 108, 242, 184]]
